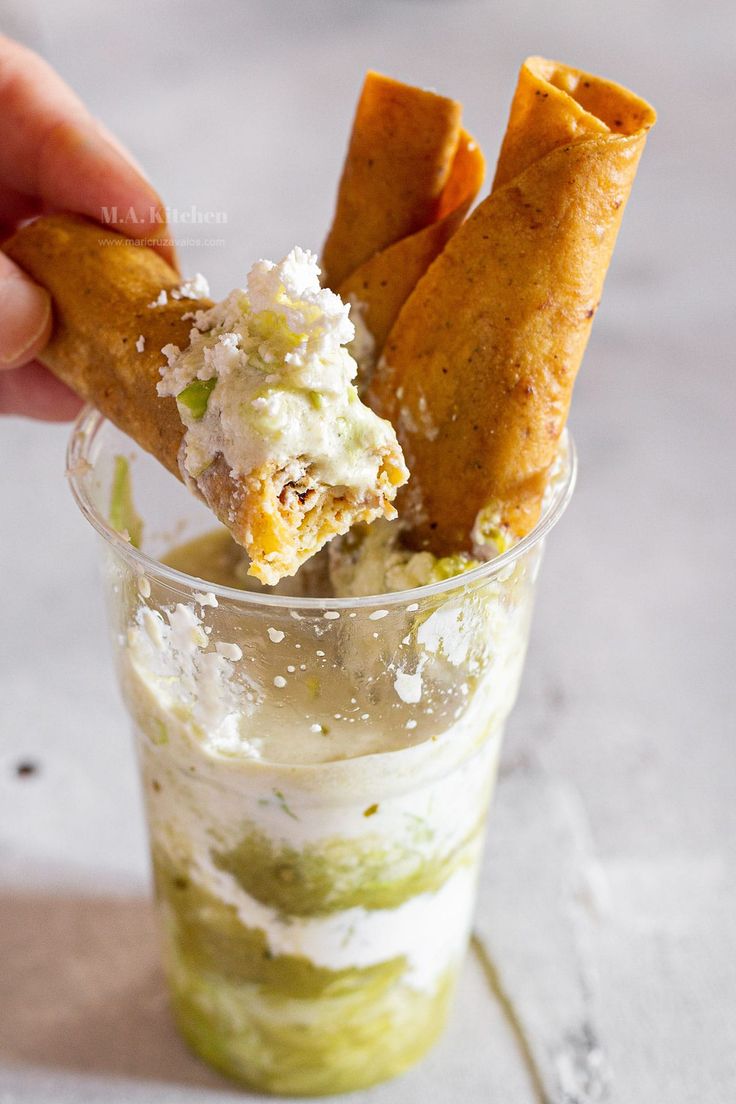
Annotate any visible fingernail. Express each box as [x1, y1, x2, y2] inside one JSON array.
[[93, 117, 149, 179], [67, 122, 161, 229], [0, 276, 52, 366]]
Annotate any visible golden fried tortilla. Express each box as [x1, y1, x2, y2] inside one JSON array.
[[368, 57, 656, 554], [321, 71, 463, 289], [3, 214, 405, 584], [4, 214, 192, 477], [321, 72, 484, 371], [336, 130, 485, 375]]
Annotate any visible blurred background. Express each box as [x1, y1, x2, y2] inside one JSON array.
[[1, 2, 734, 1102]]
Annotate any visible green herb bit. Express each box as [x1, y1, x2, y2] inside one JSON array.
[[177, 377, 217, 420], [273, 789, 299, 821]]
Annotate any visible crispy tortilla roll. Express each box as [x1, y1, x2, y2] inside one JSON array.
[[492, 57, 655, 189], [368, 57, 656, 554], [321, 73, 485, 372], [321, 72, 463, 290], [3, 215, 406, 585], [336, 130, 485, 374], [3, 213, 194, 477]]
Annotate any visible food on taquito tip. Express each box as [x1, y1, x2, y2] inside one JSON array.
[[3, 215, 407, 584]]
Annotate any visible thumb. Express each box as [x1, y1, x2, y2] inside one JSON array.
[[0, 251, 52, 368]]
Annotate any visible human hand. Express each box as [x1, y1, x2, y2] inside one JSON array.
[[0, 34, 176, 420]]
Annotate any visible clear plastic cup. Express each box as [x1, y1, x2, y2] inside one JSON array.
[[67, 408, 575, 1096]]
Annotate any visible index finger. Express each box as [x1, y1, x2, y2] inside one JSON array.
[[0, 34, 176, 265]]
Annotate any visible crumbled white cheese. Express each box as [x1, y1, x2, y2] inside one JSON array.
[[157, 248, 406, 494], [393, 667, 424, 704], [194, 591, 219, 608], [171, 273, 210, 300], [148, 289, 168, 308], [128, 603, 249, 746], [135, 334, 146, 353]]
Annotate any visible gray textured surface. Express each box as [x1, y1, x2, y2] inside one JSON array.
[[1, 1, 735, 1101]]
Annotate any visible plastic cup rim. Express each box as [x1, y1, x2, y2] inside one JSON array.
[[67, 407, 577, 612]]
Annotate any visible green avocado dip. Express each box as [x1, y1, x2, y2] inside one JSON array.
[[155, 852, 457, 1096]]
